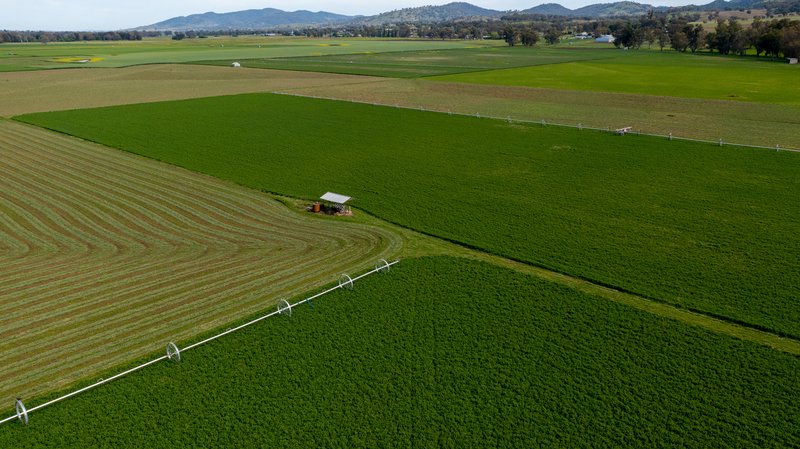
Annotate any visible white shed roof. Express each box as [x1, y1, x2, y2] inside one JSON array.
[[320, 192, 351, 204]]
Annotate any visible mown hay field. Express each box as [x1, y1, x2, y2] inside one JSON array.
[[0, 64, 386, 117], [0, 119, 401, 406], [17, 93, 800, 338], [2, 257, 797, 448]]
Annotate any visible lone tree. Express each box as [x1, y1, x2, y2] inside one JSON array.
[[521, 29, 539, 46], [544, 28, 561, 45], [656, 28, 670, 51], [503, 26, 518, 46], [686, 24, 706, 52]]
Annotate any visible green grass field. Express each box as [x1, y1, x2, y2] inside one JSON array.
[[0, 37, 500, 71], [4, 35, 800, 446], [195, 46, 613, 78], [17, 93, 800, 338], [1, 257, 797, 448], [432, 50, 800, 104]]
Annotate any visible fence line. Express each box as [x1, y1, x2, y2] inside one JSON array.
[[1, 259, 399, 426], [274, 92, 799, 153]]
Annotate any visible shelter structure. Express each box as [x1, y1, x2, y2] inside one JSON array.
[[231, 62, 241, 68], [317, 192, 353, 216]]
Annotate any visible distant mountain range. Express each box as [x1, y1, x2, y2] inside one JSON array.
[[136, 0, 786, 31], [350, 3, 505, 26], [141, 8, 353, 30], [524, 1, 669, 17]]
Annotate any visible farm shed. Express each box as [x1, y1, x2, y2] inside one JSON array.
[[316, 192, 353, 216], [595, 35, 615, 43]]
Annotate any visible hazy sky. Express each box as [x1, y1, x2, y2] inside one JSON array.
[[3, 0, 698, 31]]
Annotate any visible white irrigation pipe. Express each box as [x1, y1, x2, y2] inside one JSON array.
[[0, 356, 167, 426], [0, 259, 399, 426], [274, 92, 799, 153]]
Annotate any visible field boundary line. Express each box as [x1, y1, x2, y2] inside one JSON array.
[[273, 91, 800, 153], [0, 259, 399, 427]]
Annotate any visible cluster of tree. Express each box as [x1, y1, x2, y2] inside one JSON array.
[[609, 14, 800, 58], [0, 30, 154, 43], [293, 20, 543, 40], [742, 18, 800, 56], [500, 25, 564, 46]]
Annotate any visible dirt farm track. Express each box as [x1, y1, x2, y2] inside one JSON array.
[[0, 120, 401, 405]]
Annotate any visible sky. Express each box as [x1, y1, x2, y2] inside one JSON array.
[[2, 0, 702, 31]]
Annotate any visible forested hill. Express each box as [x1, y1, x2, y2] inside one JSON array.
[[138, 0, 800, 31], [140, 8, 354, 31], [350, 2, 505, 25]]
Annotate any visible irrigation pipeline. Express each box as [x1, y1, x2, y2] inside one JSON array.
[[274, 92, 800, 153], [0, 259, 399, 427]]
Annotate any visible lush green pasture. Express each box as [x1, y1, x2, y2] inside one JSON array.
[[17, 94, 800, 337], [195, 46, 613, 78], [1, 257, 797, 448], [0, 37, 498, 71], [433, 50, 800, 104]]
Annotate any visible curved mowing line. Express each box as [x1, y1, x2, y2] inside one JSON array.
[[0, 227, 373, 338], [2, 248, 364, 374], [2, 126, 354, 250], [0, 145, 253, 249], [0, 234, 392, 378], [0, 149, 185, 249], [0, 166, 128, 252], [3, 125, 372, 245], [0, 120, 402, 406]]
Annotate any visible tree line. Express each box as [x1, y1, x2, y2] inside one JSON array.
[[0, 30, 154, 43]]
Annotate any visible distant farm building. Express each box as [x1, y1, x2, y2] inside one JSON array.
[[575, 32, 591, 40], [231, 62, 241, 68], [595, 35, 615, 43], [788, 58, 798, 65]]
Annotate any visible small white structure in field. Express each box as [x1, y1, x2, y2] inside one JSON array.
[[615, 126, 632, 135], [595, 35, 615, 43], [788, 58, 798, 65], [320, 192, 353, 216], [321, 192, 351, 204], [231, 62, 241, 68]]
